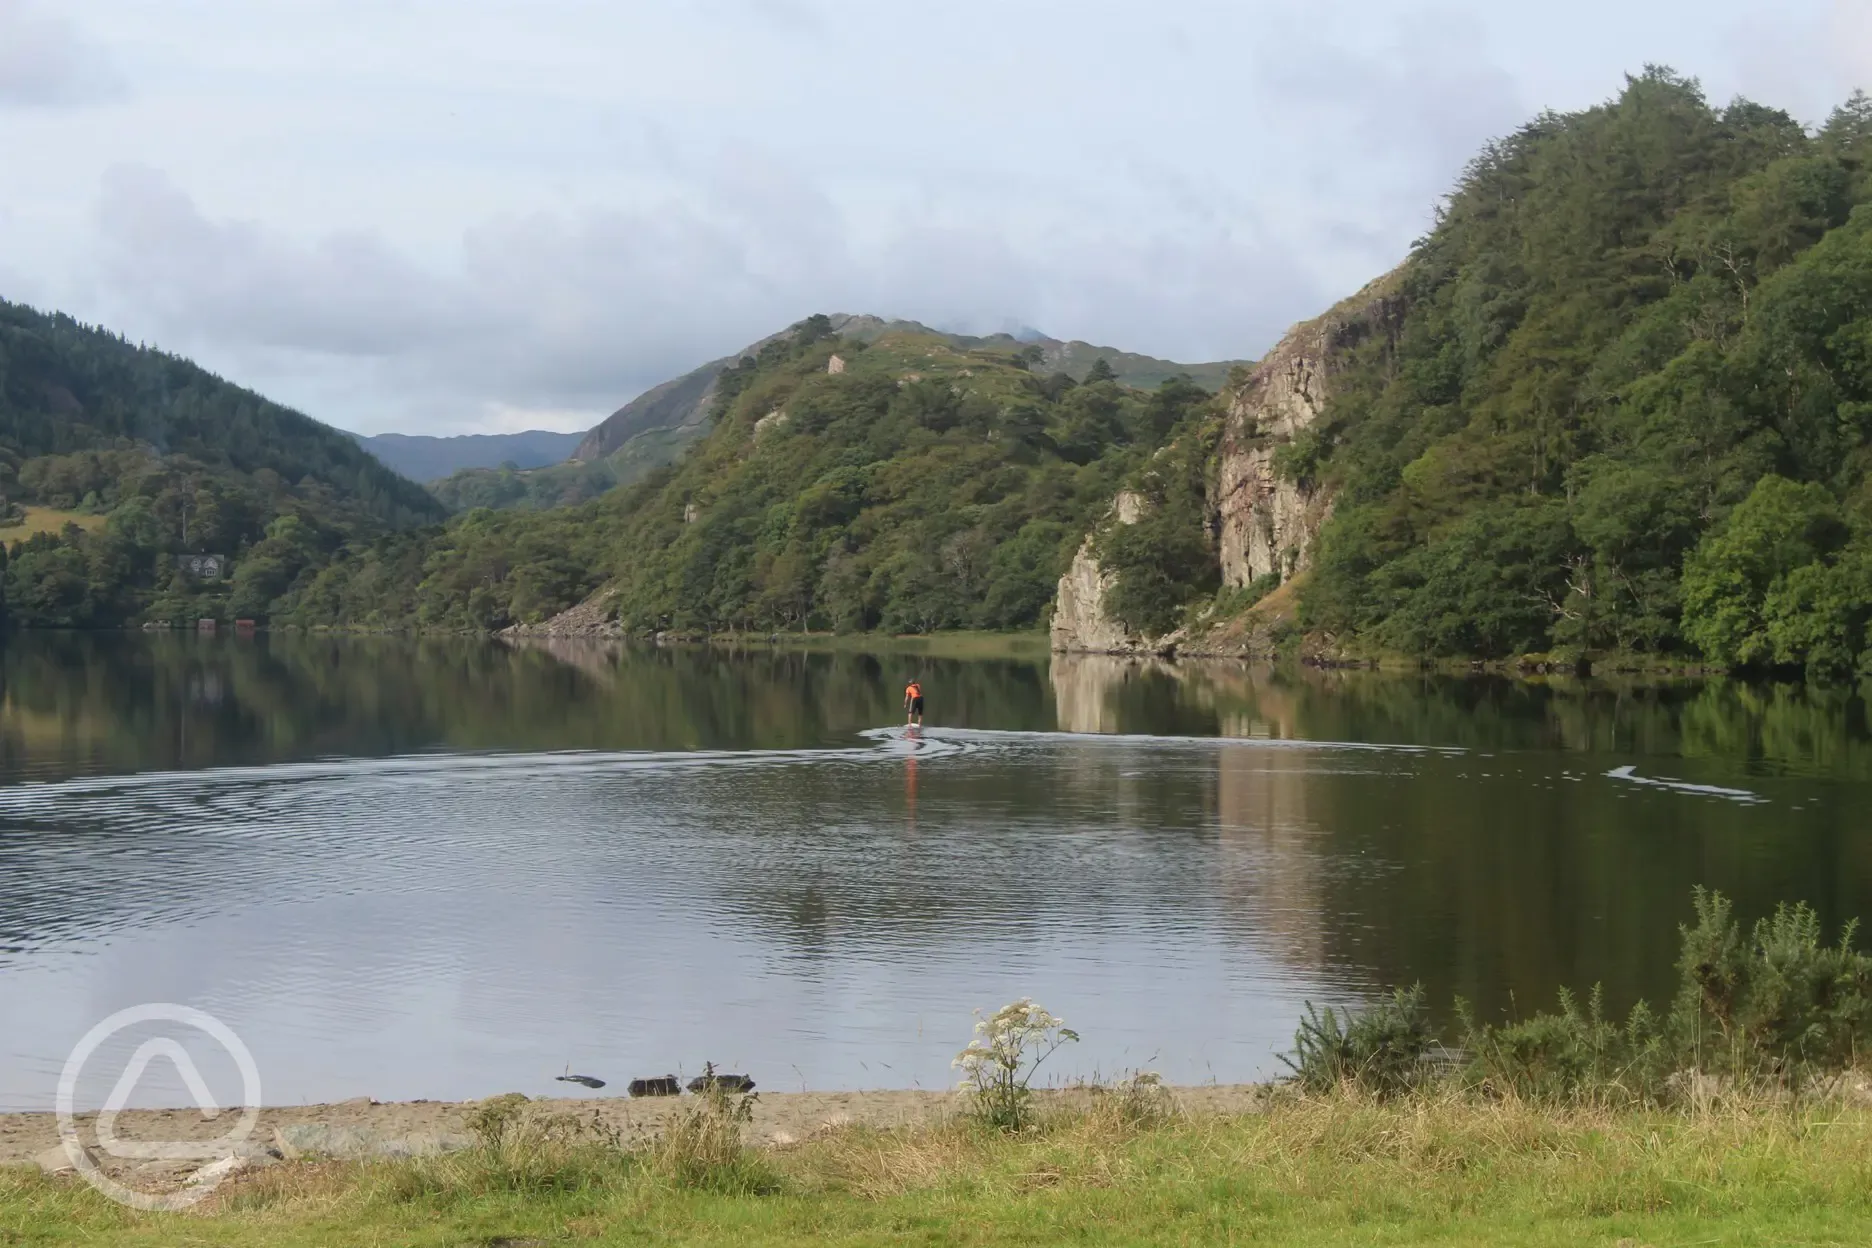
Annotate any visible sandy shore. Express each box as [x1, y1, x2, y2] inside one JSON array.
[[2, 1084, 1268, 1178]]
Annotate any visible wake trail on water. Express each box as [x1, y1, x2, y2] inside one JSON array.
[[1604, 764, 1766, 804], [898, 727, 1467, 755], [0, 726, 1459, 817]]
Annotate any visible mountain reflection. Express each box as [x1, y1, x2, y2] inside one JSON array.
[[1, 633, 1870, 1054], [1038, 654, 1872, 1019]]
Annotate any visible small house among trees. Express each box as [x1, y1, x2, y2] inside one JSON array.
[[177, 553, 226, 581]]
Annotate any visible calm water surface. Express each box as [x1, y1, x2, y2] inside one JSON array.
[[2, 633, 1869, 1111]]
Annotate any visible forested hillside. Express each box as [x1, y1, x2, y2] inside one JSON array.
[[428, 458, 620, 512], [0, 301, 444, 627], [596, 322, 1216, 634], [282, 317, 1217, 632], [1111, 71, 1872, 680], [419, 314, 1241, 518], [17, 66, 1868, 670]]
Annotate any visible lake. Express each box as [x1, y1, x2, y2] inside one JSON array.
[[3, 632, 1869, 1112]]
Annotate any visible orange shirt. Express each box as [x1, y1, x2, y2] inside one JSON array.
[[905, 683, 922, 701]]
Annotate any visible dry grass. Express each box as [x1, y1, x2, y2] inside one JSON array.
[[0, 507, 107, 539], [8, 1089, 1872, 1245], [641, 1085, 775, 1193], [767, 1083, 1872, 1222]]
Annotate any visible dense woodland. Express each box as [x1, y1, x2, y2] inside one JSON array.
[[2, 298, 1213, 635], [1281, 71, 1872, 679], [0, 302, 443, 627], [427, 457, 620, 512], [284, 318, 1215, 633]]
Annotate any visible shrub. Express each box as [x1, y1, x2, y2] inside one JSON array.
[[1097, 420, 1222, 638], [1672, 887, 1872, 1085], [1459, 987, 1673, 1104], [1280, 986, 1436, 1097], [1302, 889, 1872, 1104]]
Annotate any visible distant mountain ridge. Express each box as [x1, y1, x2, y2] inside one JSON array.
[[569, 358, 729, 463], [354, 429, 585, 482]]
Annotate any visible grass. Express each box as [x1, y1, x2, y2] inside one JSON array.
[[7, 1091, 1872, 1246], [0, 507, 107, 539]]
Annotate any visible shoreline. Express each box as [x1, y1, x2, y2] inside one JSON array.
[[1, 1084, 1269, 1171], [5, 625, 1760, 680], [10, 1087, 1872, 1246]]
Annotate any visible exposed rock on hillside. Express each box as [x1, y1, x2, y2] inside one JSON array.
[[1216, 273, 1404, 587], [1049, 492, 1157, 655], [1051, 272, 1404, 654], [503, 590, 623, 638]]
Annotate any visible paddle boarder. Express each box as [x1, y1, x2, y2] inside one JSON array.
[[904, 677, 925, 728]]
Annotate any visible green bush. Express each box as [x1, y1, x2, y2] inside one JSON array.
[[1673, 887, 1872, 1084], [1280, 986, 1437, 1097], [1292, 889, 1872, 1103], [1459, 988, 1672, 1104], [1097, 419, 1222, 638]]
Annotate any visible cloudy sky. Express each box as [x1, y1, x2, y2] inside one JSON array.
[[1, 1, 1866, 436]]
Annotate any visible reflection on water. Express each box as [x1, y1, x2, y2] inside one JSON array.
[[1, 634, 1869, 1110], [1217, 745, 1328, 976]]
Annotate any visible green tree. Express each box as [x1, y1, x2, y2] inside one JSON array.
[[1273, 76, 1872, 677], [1681, 476, 1850, 668], [1098, 424, 1221, 637], [1760, 544, 1872, 677]]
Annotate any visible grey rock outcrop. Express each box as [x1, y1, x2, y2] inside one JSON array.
[[1049, 492, 1162, 655], [1216, 273, 1403, 587], [185, 1150, 277, 1187], [502, 591, 624, 639], [1051, 271, 1405, 654]]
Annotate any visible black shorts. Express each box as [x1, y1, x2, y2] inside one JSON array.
[[910, 697, 925, 715]]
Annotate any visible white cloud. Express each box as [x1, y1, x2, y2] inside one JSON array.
[[92, 161, 1318, 434], [0, 0, 1850, 435], [0, 1, 122, 107], [1246, 6, 1525, 251], [97, 166, 478, 357]]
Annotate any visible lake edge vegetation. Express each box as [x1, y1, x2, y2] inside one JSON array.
[[10, 888, 1872, 1245]]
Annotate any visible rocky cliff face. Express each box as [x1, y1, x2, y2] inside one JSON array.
[[1050, 541, 1137, 654], [1049, 493, 1159, 655], [1050, 272, 1404, 654], [1215, 272, 1403, 588]]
